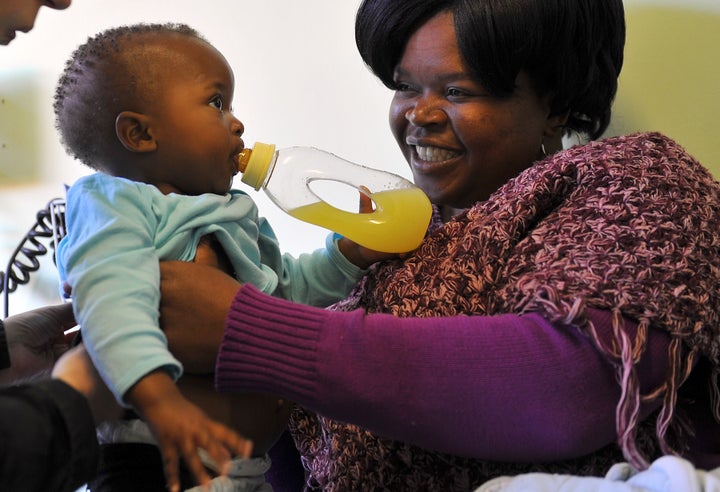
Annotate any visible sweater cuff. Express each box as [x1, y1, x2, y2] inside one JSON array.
[[215, 284, 326, 404], [0, 319, 10, 370]]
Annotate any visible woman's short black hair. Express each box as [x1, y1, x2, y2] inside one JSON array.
[[355, 0, 625, 139]]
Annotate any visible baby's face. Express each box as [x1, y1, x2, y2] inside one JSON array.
[[143, 35, 245, 196]]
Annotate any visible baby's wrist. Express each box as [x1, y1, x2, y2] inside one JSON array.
[[337, 237, 372, 269], [125, 369, 178, 410]]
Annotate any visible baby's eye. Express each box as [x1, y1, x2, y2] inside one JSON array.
[[209, 95, 224, 111]]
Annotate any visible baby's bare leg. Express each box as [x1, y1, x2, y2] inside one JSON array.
[[178, 376, 291, 456]]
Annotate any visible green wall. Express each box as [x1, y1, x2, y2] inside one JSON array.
[[607, 6, 720, 178]]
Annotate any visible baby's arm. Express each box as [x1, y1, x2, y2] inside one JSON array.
[[60, 178, 251, 490], [125, 369, 251, 492], [266, 190, 400, 305]]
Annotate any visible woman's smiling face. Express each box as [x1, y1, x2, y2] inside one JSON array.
[[389, 10, 558, 209]]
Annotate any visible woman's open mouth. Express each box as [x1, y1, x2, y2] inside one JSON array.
[[414, 145, 460, 162]]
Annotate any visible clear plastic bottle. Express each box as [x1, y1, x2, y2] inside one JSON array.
[[236, 142, 432, 253]]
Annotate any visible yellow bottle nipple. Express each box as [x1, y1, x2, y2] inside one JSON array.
[[236, 143, 277, 190]]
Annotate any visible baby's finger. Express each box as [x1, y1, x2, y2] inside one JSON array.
[[213, 421, 253, 459], [358, 186, 374, 213], [181, 445, 213, 489], [160, 445, 181, 492], [224, 431, 253, 460], [180, 433, 212, 485], [198, 441, 231, 477], [204, 423, 253, 470]]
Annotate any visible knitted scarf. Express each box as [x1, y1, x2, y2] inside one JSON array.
[[289, 132, 720, 491]]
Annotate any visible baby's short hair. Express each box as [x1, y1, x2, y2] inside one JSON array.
[[54, 23, 205, 171]]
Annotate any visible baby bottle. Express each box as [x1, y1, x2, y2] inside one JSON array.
[[236, 142, 432, 253]]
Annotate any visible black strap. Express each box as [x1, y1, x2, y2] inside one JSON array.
[[0, 318, 10, 370]]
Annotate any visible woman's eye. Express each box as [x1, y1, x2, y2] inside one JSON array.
[[392, 80, 413, 92], [393, 82, 419, 97], [446, 87, 467, 98]]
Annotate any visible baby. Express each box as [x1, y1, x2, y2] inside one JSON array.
[[54, 23, 381, 492]]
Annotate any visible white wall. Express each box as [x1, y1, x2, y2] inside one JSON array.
[[0, 0, 716, 314], [0, 0, 403, 314]]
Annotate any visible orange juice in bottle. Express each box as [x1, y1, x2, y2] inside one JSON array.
[[237, 142, 432, 253]]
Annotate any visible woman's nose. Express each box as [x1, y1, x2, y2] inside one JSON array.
[[406, 97, 446, 126], [44, 0, 72, 10]]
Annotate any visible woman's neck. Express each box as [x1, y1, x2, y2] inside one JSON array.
[[440, 205, 467, 223]]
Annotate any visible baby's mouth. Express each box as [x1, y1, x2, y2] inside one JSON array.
[[232, 153, 242, 175]]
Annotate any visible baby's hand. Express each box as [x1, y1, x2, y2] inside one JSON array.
[[126, 370, 252, 492], [338, 236, 399, 268]]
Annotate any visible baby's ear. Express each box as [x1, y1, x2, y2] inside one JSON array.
[[115, 111, 157, 153]]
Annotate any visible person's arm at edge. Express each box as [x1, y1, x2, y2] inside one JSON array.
[[0, 379, 98, 492], [216, 284, 670, 462]]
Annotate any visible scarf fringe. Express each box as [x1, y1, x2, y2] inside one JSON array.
[[537, 297, 699, 470]]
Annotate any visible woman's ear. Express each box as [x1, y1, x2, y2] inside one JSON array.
[[544, 110, 570, 140], [115, 111, 157, 153], [540, 109, 570, 154]]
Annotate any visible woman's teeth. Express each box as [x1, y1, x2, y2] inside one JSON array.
[[415, 145, 459, 162]]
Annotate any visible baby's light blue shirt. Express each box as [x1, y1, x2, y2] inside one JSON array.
[[58, 173, 364, 401]]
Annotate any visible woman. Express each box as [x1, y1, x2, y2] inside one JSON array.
[[160, 0, 720, 490]]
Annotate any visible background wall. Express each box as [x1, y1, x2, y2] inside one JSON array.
[[0, 0, 717, 315], [607, 0, 720, 171]]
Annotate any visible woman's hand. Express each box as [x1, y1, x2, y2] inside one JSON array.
[[159, 261, 241, 374], [0, 303, 77, 385]]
